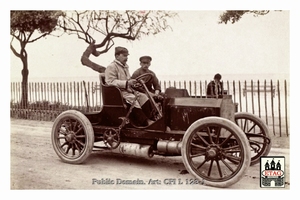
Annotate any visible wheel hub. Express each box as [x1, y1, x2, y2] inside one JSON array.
[[66, 131, 75, 143], [103, 128, 120, 149], [106, 135, 114, 143], [206, 145, 221, 159]]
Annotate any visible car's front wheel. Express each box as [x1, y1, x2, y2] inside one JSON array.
[[51, 110, 94, 164], [181, 117, 251, 188]]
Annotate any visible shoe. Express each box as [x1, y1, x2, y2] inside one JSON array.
[[166, 126, 171, 132], [147, 119, 155, 126]]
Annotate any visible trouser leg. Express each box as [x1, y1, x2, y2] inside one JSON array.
[[130, 107, 148, 126], [141, 100, 153, 119]]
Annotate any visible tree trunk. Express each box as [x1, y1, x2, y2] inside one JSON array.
[[20, 52, 29, 108]]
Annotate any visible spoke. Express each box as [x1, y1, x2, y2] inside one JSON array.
[[74, 142, 82, 152], [221, 158, 235, 172], [191, 142, 206, 150], [223, 145, 240, 151], [112, 138, 119, 143], [224, 149, 241, 154], [58, 136, 66, 139], [190, 152, 206, 158], [66, 144, 72, 154], [75, 135, 86, 138], [60, 141, 68, 148], [243, 119, 247, 132], [223, 153, 241, 163], [74, 139, 85, 147], [196, 158, 207, 169], [214, 126, 221, 144], [59, 130, 67, 136], [195, 132, 210, 146], [69, 120, 73, 131], [72, 121, 78, 131], [206, 127, 213, 144], [207, 160, 214, 177], [216, 160, 223, 178], [64, 122, 71, 132], [247, 123, 256, 133], [219, 133, 233, 146], [74, 126, 83, 135], [72, 144, 76, 155]]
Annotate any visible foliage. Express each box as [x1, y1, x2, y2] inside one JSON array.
[[10, 10, 64, 44], [219, 10, 272, 24], [11, 11, 63, 34]]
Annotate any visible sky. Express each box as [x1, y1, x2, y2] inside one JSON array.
[[10, 10, 290, 82]]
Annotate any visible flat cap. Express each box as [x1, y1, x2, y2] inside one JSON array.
[[115, 46, 129, 55], [139, 56, 152, 62]]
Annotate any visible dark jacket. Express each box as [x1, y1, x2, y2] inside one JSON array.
[[206, 80, 223, 97], [131, 68, 161, 93]]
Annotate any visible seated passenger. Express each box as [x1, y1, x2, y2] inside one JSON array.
[[206, 73, 223, 98], [105, 47, 155, 127]]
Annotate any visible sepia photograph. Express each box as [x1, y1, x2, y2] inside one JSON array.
[[6, 0, 298, 197]]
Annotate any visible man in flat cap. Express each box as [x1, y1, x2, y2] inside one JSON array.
[[131, 56, 161, 97], [105, 47, 155, 126]]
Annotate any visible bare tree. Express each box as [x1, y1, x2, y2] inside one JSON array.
[[58, 10, 178, 72]]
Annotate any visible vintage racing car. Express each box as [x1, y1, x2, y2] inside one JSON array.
[[51, 73, 271, 188]]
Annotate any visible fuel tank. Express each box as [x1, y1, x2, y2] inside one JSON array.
[[166, 95, 235, 131]]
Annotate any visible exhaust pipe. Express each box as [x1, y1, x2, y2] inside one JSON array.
[[109, 142, 154, 158], [157, 140, 182, 155]]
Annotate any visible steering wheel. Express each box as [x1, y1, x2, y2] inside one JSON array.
[[131, 73, 163, 119], [132, 73, 153, 89]]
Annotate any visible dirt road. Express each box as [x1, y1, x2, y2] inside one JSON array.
[[10, 118, 290, 190]]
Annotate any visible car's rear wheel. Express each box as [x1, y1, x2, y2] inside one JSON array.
[[181, 117, 251, 188], [51, 110, 94, 164], [234, 112, 272, 166]]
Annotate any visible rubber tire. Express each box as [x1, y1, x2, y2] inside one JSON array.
[[181, 117, 251, 188], [51, 110, 94, 164], [235, 112, 272, 165]]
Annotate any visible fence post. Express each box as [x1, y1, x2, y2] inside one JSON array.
[[205, 80, 207, 98], [264, 80, 268, 125], [284, 80, 289, 137], [238, 81, 242, 112], [270, 80, 275, 135], [194, 81, 196, 97], [277, 80, 281, 137], [244, 81, 248, 113], [200, 81, 203, 98], [257, 80, 261, 118], [251, 80, 255, 115], [233, 80, 236, 103]]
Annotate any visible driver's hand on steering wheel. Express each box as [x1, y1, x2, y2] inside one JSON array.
[[127, 79, 137, 88]]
